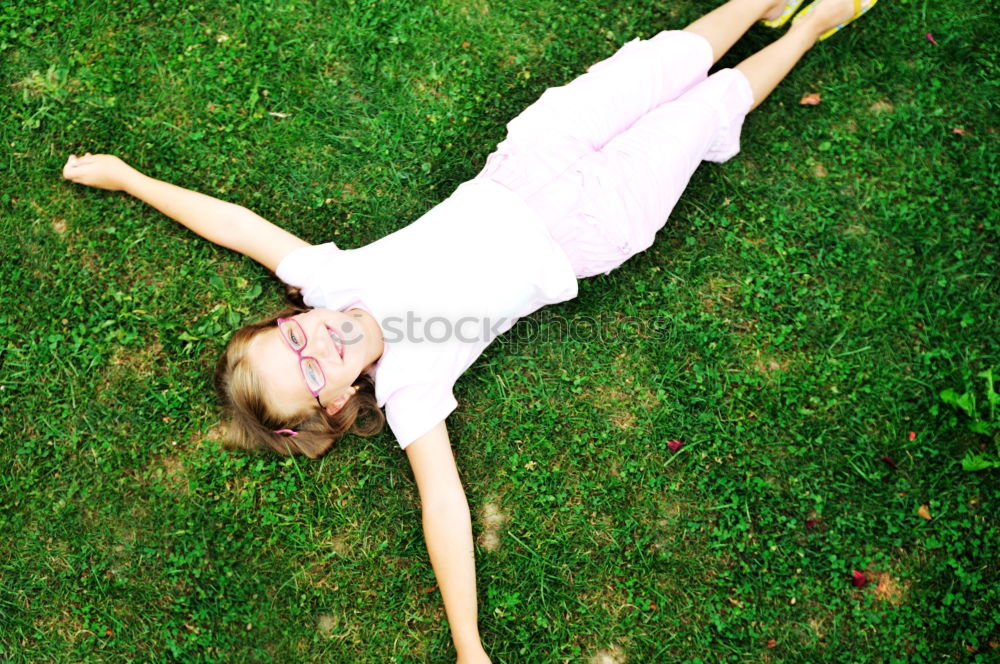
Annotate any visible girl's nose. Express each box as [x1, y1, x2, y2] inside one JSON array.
[[315, 323, 337, 360]]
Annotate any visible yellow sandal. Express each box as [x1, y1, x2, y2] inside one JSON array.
[[792, 0, 879, 41], [761, 0, 808, 29]]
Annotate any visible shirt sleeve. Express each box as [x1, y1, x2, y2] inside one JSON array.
[[275, 242, 339, 285], [275, 242, 341, 308], [384, 384, 458, 449]]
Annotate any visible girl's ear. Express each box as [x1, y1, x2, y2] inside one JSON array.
[[324, 385, 359, 416], [324, 395, 349, 417]]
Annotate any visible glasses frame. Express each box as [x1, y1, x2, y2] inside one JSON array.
[[276, 317, 326, 409]]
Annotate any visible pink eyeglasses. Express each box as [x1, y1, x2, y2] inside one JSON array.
[[276, 317, 325, 408]]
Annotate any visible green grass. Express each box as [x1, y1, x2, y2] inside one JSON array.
[[2, 0, 998, 662]]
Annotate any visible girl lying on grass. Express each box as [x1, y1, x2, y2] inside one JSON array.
[[63, 0, 876, 660]]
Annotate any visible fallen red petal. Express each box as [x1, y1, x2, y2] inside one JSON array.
[[908, 431, 917, 441], [926, 32, 938, 45], [667, 440, 683, 453], [882, 456, 899, 469], [767, 639, 777, 648], [851, 570, 868, 588]]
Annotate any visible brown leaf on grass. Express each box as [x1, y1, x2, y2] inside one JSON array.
[[799, 92, 821, 106], [766, 639, 777, 648], [953, 127, 968, 136], [917, 504, 932, 520]]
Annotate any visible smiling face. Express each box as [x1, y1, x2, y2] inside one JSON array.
[[247, 307, 384, 419]]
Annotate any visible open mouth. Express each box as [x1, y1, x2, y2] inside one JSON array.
[[326, 324, 344, 360]]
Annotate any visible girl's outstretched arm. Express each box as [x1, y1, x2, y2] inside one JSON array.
[[62, 153, 308, 272], [406, 421, 491, 664]]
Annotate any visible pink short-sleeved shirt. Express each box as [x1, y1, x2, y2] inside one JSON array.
[[276, 179, 578, 448]]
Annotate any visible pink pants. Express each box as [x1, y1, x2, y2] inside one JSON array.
[[474, 30, 754, 277]]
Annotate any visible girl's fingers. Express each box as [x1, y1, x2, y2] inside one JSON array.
[[63, 155, 91, 181]]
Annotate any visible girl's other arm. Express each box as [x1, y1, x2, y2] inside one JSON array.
[[406, 421, 491, 664], [62, 153, 308, 273]]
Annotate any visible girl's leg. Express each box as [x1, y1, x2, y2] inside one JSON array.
[[735, 0, 871, 110], [684, 0, 789, 63], [541, 0, 868, 276], [542, 69, 755, 275], [479, 0, 784, 196], [506, 0, 789, 153], [733, 26, 816, 111], [480, 30, 717, 198]]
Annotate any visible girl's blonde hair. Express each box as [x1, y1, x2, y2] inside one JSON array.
[[214, 302, 385, 458]]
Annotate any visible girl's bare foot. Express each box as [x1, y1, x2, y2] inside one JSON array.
[[791, 0, 876, 39]]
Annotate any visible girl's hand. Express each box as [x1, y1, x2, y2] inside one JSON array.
[[62, 153, 137, 191]]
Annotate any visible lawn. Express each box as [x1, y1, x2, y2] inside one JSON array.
[[1, 0, 998, 662]]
